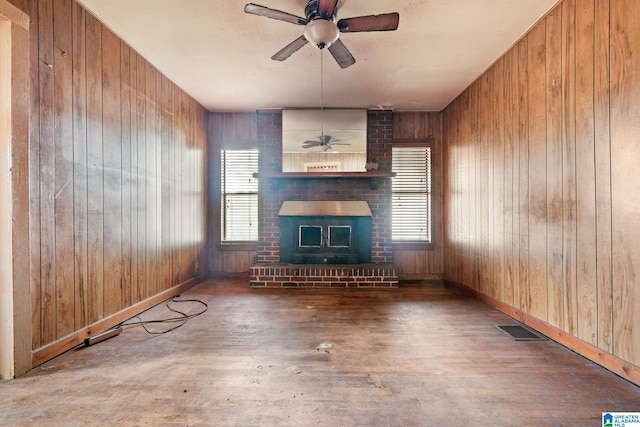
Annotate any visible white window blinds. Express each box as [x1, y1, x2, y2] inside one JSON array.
[[221, 149, 258, 242], [392, 145, 431, 242]]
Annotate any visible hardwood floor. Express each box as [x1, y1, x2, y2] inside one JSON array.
[[2, 279, 639, 426]]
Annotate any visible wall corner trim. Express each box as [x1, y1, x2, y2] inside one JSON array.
[[0, 1, 29, 30]]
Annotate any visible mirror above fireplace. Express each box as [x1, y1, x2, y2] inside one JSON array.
[[282, 109, 367, 173]]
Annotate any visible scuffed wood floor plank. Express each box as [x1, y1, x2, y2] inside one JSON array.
[[1, 279, 639, 426]]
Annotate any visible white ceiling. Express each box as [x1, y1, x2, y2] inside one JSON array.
[[76, 0, 560, 112]]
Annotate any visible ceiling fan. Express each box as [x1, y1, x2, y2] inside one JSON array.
[[244, 0, 400, 69], [302, 134, 350, 151]]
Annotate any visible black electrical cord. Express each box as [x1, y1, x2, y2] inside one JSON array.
[[116, 296, 208, 335]]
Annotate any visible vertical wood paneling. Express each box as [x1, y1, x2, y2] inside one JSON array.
[[508, 48, 520, 308], [469, 82, 481, 290], [176, 90, 185, 280], [170, 84, 180, 284], [430, 111, 445, 277], [503, 49, 516, 307], [144, 60, 158, 298], [575, 0, 598, 344], [610, 0, 640, 367], [516, 38, 530, 313], [72, 0, 88, 333], [478, 71, 491, 295], [38, 0, 56, 347], [120, 42, 132, 309], [160, 74, 172, 286], [102, 26, 122, 316], [444, 0, 640, 377], [492, 58, 505, 302], [135, 53, 147, 301], [180, 91, 190, 281], [527, 21, 548, 321], [561, 0, 578, 337], [25, 0, 42, 352], [594, 0, 613, 353], [156, 70, 165, 286], [128, 47, 139, 302], [85, 13, 104, 324], [15, 0, 208, 360], [53, 0, 74, 337], [545, 7, 564, 328], [207, 113, 222, 272], [458, 91, 471, 287], [196, 101, 205, 274], [444, 104, 456, 279], [187, 95, 196, 276]]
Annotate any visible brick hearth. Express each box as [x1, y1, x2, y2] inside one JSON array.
[[249, 264, 398, 288]]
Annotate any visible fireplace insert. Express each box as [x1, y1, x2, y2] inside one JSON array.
[[279, 201, 373, 265]]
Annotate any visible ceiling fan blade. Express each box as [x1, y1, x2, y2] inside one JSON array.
[[302, 140, 321, 148], [328, 142, 350, 146], [272, 36, 309, 61], [337, 12, 399, 32], [317, 0, 339, 19], [328, 39, 355, 69], [244, 3, 307, 25]]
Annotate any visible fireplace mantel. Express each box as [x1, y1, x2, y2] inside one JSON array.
[[279, 201, 372, 217], [253, 171, 395, 179]]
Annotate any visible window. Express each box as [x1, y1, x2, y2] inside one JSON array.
[[392, 144, 431, 242], [221, 148, 258, 242]]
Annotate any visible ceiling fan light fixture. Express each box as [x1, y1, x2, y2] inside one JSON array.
[[304, 19, 340, 49]]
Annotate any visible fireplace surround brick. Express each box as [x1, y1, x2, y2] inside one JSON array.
[[251, 109, 397, 288]]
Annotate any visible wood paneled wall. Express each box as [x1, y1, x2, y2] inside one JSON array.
[[442, 0, 640, 379], [8, 0, 208, 360], [207, 112, 258, 274], [393, 112, 445, 279]]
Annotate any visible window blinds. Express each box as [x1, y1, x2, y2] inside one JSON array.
[[221, 149, 259, 242], [392, 145, 431, 242]]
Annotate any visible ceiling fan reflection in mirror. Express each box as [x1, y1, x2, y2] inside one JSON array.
[[302, 134, 350, 151], [244, 0, 400, 69]]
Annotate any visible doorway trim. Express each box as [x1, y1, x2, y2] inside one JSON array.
[[0, 0, 30, 380]]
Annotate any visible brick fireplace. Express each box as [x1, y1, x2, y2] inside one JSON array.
[[249, 110, 398, 288]]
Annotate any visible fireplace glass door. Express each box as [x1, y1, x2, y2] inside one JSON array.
[[298, 225, 352, 249], [280, 216, 371, 264], [328, 226, 352, 248], [299, 226, 323, 247]]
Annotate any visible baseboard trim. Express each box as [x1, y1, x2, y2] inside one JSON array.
[[446, 278, 640, 387], [398, 273, 445, 281], [31, 275, 206, 368]]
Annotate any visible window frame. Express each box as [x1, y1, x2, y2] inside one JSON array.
[[391, 139, 434, 250], [220, 146, 259, 248]]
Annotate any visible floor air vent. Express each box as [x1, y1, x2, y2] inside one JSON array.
[[494, 324, 547, 341]]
